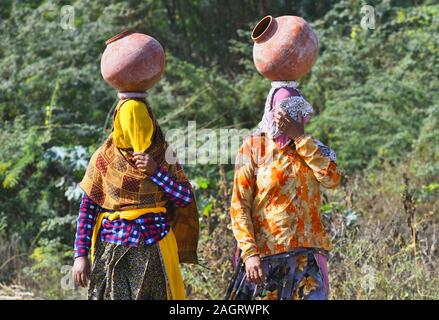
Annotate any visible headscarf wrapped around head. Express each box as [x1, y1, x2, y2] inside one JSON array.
[[254, 81, 337, 161], [254, 81, 314, 148]]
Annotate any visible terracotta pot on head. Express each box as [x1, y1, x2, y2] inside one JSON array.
[[100, 30, 165, 92], [252, 15, 318, 81]]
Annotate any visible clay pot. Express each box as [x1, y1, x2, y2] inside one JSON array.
[[252, 15, 318, 81], [101, 31, 165, 92]]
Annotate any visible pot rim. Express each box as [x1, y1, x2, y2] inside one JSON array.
[[252, 15, 274, 43], [105, 30, 133, 46]]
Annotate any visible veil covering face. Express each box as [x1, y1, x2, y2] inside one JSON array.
[[254, 81, 337, 161], [254, 81, 313, 148]]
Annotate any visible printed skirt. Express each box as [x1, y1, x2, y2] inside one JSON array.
[[88, 236, 168, 300], [225, 248, 330, 300]]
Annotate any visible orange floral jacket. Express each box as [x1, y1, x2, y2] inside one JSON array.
[[230, 134, 341, 262]]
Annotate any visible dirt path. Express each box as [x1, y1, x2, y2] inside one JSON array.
[[0, 284, 35, 300]]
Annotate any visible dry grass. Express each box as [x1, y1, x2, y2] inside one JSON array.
[[0, 283, 36, 300], [0, 234, 26, 285]]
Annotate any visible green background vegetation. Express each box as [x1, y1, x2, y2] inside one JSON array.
[[0, 0, 438, 299]]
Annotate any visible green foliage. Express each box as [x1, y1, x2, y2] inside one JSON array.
[[23, 238, 84, 299], [307, 2, 439, 174]]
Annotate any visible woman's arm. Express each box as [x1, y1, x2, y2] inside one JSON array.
[[150, 167, 193, 208], [294, 134, 341, 189], [274, 107, 341, 189], [73, 192, 99, 287], [74, 193, 100, 258], [132, 152, 193, 208], [230, 139, 259, 262]]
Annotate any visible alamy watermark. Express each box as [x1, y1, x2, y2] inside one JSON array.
[[60, 5, 76, 31], [60, 265, 76, 290], [360, 5, 376, 30], [361, 264, 376, 292], [165, 122, 252, 166]]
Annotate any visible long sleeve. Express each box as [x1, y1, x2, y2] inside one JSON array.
[[113, 99, 154, 153], [294, 134, 341, 189], [230, 140, 259, 262], [74, 193, 100, 258], [150, 167, 193, 208]]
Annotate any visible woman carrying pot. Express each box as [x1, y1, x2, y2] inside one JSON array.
[[72, 31, 199, 300], [226, 16, 340, 300]]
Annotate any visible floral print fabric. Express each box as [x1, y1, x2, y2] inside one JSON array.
[[226, 248, 329, 300], [230, 134, 340, 262]]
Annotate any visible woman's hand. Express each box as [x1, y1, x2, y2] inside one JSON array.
[[273, 108, 305, 140], [245, 255, 265, 285], [72, 256, 90, 288], [132, 152, 158, 175]]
